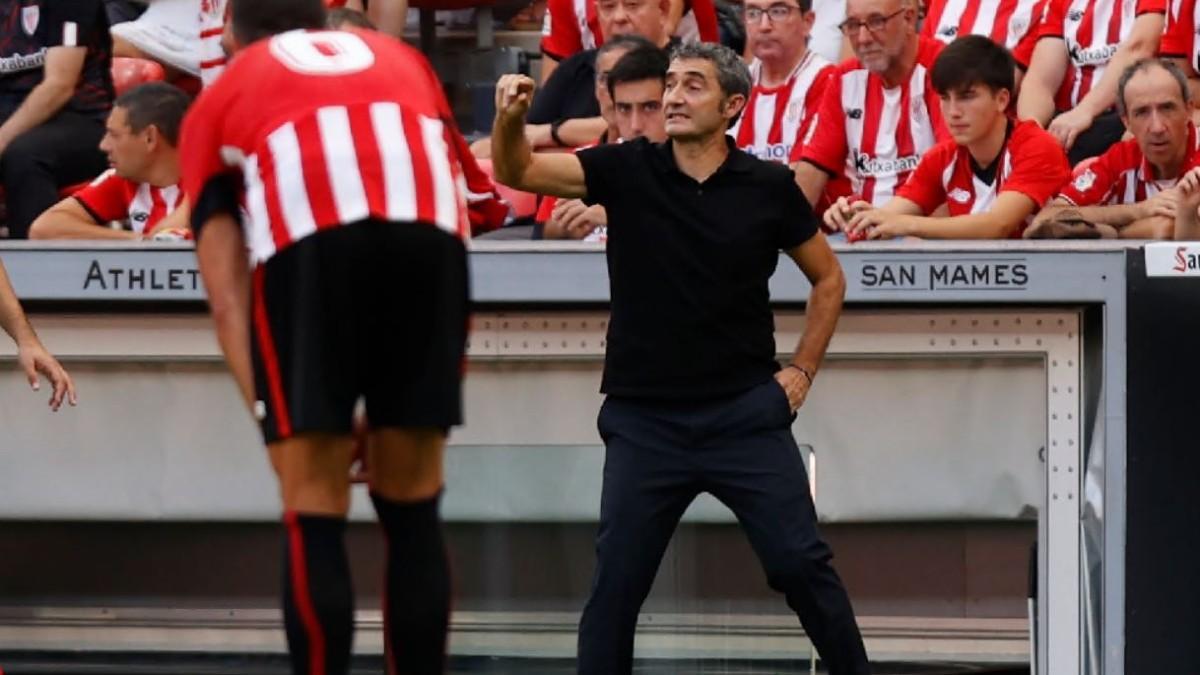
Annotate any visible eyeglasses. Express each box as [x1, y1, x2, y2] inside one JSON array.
[[838, 8, 905, 35], [743, 4, 803, 23]]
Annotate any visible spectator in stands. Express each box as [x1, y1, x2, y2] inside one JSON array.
[[30, 82, 189, 240], [110, 0, 202, 89], [0, 1, 114, 239], [543, 42, 668, 239], [793, 0, 949, 214], [1028, 59, 1198, 239], [539, 0, 718, 84], [1017, 0, 1165, 165], [731, 0, 835, 163], [525, 0, 674, 149], [830, 35, 1070, 239], [472, 33, 655, 158]]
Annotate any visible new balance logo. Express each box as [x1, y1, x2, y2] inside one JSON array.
[[847, 108, 863, 120]]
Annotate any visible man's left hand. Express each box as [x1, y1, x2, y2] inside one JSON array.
[[774, 366, 812, 413]]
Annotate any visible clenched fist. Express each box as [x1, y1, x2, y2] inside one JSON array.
[[494, 74, 537, 127]]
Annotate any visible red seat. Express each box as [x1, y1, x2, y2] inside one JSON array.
[[111, 57, 167, 97], [475, 158, 538, 219]]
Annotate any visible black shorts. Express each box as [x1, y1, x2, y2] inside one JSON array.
[[250, 220, 469, 444]]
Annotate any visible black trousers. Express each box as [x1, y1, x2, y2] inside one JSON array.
[[577, 380, 871, 675], [0, 111, 107, 238]]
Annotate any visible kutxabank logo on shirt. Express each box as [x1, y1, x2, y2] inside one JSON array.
[[0, 49, 45, 74]]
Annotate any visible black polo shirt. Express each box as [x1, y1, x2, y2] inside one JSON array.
[[577, 136, 817, 400], [528, 48, 599, 126], [0, 1, 113, 121]]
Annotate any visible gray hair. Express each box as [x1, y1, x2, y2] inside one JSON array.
[[1117, 58, 1191, 117], [669, 42, 751, 99]]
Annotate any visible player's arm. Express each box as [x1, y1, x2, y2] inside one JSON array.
[[491, 75, 587, 198], [778, 232, 844, 412], [0, 47, 85, 152], [29, 197, 140, 240], [194, 211, 254, 410], [1049, 11, 1163, 148], [0, 259, 74, 409]]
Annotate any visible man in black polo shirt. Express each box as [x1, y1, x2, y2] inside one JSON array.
[[492, 42, 870, 675], [0, 1, 113, 238]]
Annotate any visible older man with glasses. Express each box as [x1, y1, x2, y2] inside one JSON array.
[[793, 0, 949, 221], [730, 0, 837, 165]]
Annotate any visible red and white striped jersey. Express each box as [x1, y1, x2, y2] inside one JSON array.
[[798, 36, 949, 206], [895, 120, 1070, 234], [1032, 0, 1166, 111], [73, 169, 185, 234], [198, 0, 228, 88], [539, 0, 719, 60], [729, 51, 835, 164], [181, 29, 474, 264], [1056, 124, 1200, 205], [1162, 0, 1199, 71], [922, 0, 1048, 52]]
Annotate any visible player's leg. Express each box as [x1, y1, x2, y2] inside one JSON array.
[[252, 234, 364, 675], [358, 220, 469, 674], [366, 428, 450, 674], [269, 435, 357, 675]]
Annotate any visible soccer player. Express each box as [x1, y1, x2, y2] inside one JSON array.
[[181, 1, 475, 672], [830, 35, 1070, 239]]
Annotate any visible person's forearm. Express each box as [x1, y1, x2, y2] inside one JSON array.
[[558, 117, 608, 146], [1176, 208, 1200, 240], [1017, 77, 1058, 126], [1038, 202, 1145, 227], [0, 260, 36, 346], [196, 214, 255, 410], [789, 266, 845, 375], [901, 213, 1021, 239], [30, 215, 139, 240], [0, 81, 73, 150], [491, 112, 533, 188], [793, 162, 829, 209]]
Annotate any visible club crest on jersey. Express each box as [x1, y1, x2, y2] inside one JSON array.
[[1009, 16, 1029, 35], [21, 5, 39, 36], [1073, 169, 1097, 192], [948, 188, 972, 204]]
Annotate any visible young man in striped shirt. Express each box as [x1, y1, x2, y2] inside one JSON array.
[[1016, 0, 1165, 164], [730, 0, 835, 164], [31, 83, 190, 240], [1029, 58, 1198, 239], [793, 0, 950, 212], [829, 35, 1070, 239], [182, 1, 477, 672]]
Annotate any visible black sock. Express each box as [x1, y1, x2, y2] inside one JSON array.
[[282, 512, 355, 675], [370, 491, 451, 675]]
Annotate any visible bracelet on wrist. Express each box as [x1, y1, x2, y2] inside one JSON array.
[[786, 364, 814, 384]]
